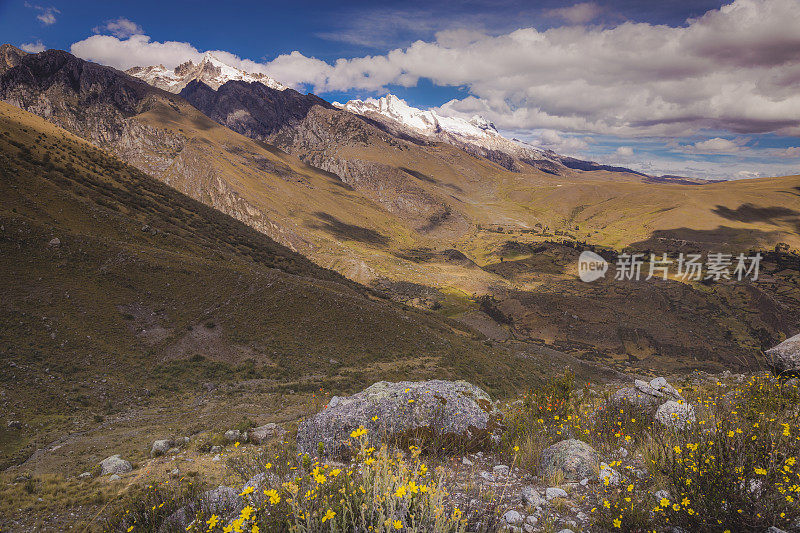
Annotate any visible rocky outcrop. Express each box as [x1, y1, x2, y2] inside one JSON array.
[[179, 79, 333, 139], [249, 423, 286, 444], [540, 439, 599, 481], [766, 333, 800, 375], [99, 454, 131, 476], [610, 377, 696, 429], [0, 44, 27, 74], [610, 377, 683, 411], [297, 380, 501, 458]]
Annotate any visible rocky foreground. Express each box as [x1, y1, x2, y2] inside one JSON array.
[[23, 359, 787, 533]]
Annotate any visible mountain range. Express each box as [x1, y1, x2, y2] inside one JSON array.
[[2, 42, 799, 378]]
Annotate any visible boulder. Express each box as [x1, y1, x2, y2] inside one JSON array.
[[200, 486, 242, 513], [545, 487, 568, 500], [151, 439, 172, 457], [655, 401, 696, 429], [296, 380, 501, 457], [521, 486, 543, 507], [502, 510, 523, 525], [611, 377, 684, 412], [540, 439, 598, 481], [99, 454, 131, 476], [249, 423, 286, 444], [766, 333, 800, 375]]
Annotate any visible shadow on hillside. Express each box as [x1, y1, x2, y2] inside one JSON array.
[[400, 167, 464, 193], [628, 225, 786, 250], [712, 203, 800, 226], [308, 212, 389, 246]]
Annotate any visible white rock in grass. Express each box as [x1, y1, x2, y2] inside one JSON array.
[[99, 454, 131, 476], [655, 401, 696, 429], [502, 510, 523, 525]]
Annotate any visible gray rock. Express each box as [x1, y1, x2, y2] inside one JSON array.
[[462, 457, 473, 466], [297, 380, 500, 457], [599, 462, 620, 485], [48, 237, 61, 247], [493, 464, 510, 477], [540, 439, 598, 481], [210, 445, 222, 453], [655, 489, 671, 502], [151, 439, 172, 457], [108, 474, 121, 481], [766, 333, 800, 374], [249, 423, 286, 444], [649, 377, 682, 400], [766, 527, 787, 533], [479, 471, 495, 483], [242, 473, 267, 495], [99, 454, 131, 476], [545, 487, 568, 500], [502, 510, 523, 525], [612, 377, 684, 412], [521, 486, 543, 507], [556, 529, 575, 533], [224, 429, 245, 443], [78, 472, 91, 479], [200, 486, 242, 513], [656, 401, 696, 429]]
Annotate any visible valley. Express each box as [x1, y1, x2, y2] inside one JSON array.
[[0, 38, 798, 532]]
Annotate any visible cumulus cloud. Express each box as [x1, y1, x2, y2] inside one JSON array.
[[679, 137, 747, 154], [768, 146, 800, 158], [25, 3, 59, 25], [544, 2, 604, 25], [71, 0, 800, 141], [20, 41, 46, 53], [94, 18, 144, 39], [614, 146, 634, 157], [71, 34, 203, 71]]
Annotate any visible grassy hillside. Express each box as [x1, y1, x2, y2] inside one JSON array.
[[0, 102, 575, 475]]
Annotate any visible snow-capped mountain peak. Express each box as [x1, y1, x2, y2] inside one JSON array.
[[334, 94, 565, 172], [335, 94, 499, 141], [127, 53, 287, 94]]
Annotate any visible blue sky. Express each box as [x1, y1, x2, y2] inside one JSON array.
[[2, 0, 800, 179]]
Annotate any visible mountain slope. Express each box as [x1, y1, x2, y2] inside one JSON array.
[[0, 101, 559, 471]]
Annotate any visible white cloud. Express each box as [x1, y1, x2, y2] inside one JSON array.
[[25, 3, 59, 25], [544, 2, 603, 25], [766, 146, 800, 158], [679, 137, 747, 154], [70, 0, 800, 142], [20, 41, 46, 53], [614, 146, 634, 157], [71, 34, 203, 71], [520, 129, 591, 156], [94, 18, 144, 39]]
